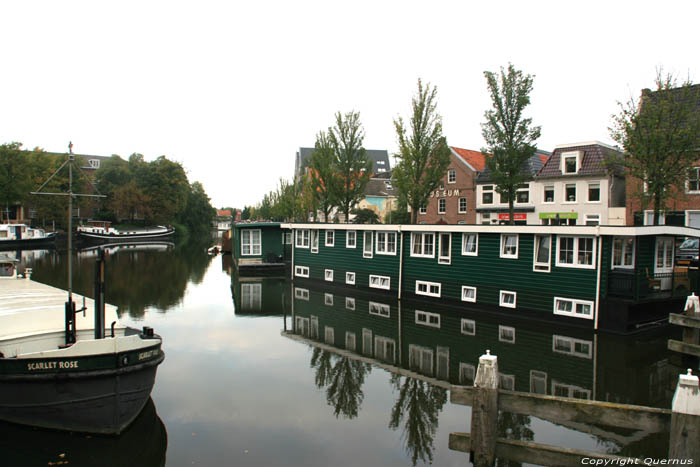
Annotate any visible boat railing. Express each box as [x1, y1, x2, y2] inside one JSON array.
[[608, 268, 698, 300]]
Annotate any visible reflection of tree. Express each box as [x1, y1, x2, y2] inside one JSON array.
[[494, 412, 534, 467], [388, 374, 447, 466], [309, 349, 371, 419]]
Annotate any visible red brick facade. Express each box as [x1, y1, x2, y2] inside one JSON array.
[[625, 166, 700, 226], [417, 147, 486, 224]]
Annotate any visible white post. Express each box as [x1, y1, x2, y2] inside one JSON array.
[[471, 350, 499, 467], [669, 369, 700, 461]]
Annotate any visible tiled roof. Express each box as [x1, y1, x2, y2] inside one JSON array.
[[364, 178, 397, 197], [450, 147, 486, 171], [641, 83, 700, 114], [296, 147, 391, 177], [476, 149, 550, 183], [537, 142, 621, 178]]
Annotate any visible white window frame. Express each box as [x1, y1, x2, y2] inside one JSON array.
[[499, 325, 516, 343], [533, 234, 551, 273], [500, 234, 519, 259], [461, 319, 476, 336], [438, 198, 446, 214], [324, 269, 333, 282], [437, 346, 449, 381], [482, 185, 494, 205], [324, 326, 334, 345], [419, 205, 427, 214], [564, 183, 577, 203], [294, 287, 309, 300], [458, 197, 467, 213], [311, 316, 319, 339], [415, 280, 441, 298], [611, 236, 635, 269], [461, 233, 478, 256], [409, 344, 434, 376], [310, 229, 319, 253], [461, 286, 477, 303], [562, 151, 579, 174], [369, 274, 390, 290], [376, 231, 397, 255], [415, 310, 441, 328], [553, 297, 594, 320], [499, 373, 515, 390], [460, 362, 476, 385], [587, 183, 601, 203], [241, 283, 262, 310], [369, 301, 390, 318], [324, 293, 334, 306], [438, 232, 451, 264], [499, 290, 517, 309], [556, 236, 596, 269], [552, 335, 593, 359], [345, 332, 356, 351], [346, 271, 356, 285], [362, 329, 372, 355], [375, 336, 396, 363], [552, 381, 591, 400], [410, 232, 435, 258], [294, 265, 309, 278], [325, 230, 335, 247], [240, 229, 261, 256], [295, 229, 310, 248], [543, 185, 555, 204], [284, 232, 292, 244], [448, 168, 456, 184], [346, 230, 357, 248], [688, 167, 700, 193], [643, 210, 666, 225], [515, 185, 529, 204], [345, 297, 356, 310], [530, 370, 548, 394], [88, 159, 101, 169], [585, 214, 600, 226], [363, 231, 373, 258]]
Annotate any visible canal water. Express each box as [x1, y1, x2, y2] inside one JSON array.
[[2, 241, 691, 466]]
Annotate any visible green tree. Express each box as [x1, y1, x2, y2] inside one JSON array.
[[393, 79, 451, 224], [143, 156, 189, 224], [307, 130, 338, 222], [0, 143, 33, 222], [481, 64, 541, 225], [241, 206, 251, 220], [179, 181, 216, 235], [329, 111, 372, 222], [350, 207, 380, 224], [610, 73, 700, 225]]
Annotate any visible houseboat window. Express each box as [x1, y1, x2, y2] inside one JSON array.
[[346, 272, 356, 285], [585, 214, 600, 225], [565, 183, 577, 202], [544, 185, 555, 203], [241, 283, 262, 310], [612, 237, 635, 268], [294, 265, 309, 278], [346, 297, 356, 310], [458, 197, 467, 213], [556, 236, 596, 269], [516, 185, 529, 204], [448, 168, 456, 183], [552, 334, 593, 358], [311, 230, 319, 253], [499, 291, 517, 308], [499, 325, 516, 343], [460, 363, 476, 385], [369, 275, 390, 290], [500, 234, 519, 259], [409, 344, 434, 376], [375, 336, 396, 363], [562, 152, 578, 174], [346, 230, 357, 248], [533, 235, 551, 272], [324, 293, 334, 306], [482, 185, 494, 204], [416, 280, 441, 298], [462, 233, 478, 256], [376, 232, 397, 255], [552, 382, 591, 400], [656, 239, 674, 268], [363, 231, 373, 258], [362, 329, 372, 355], [296, 229, 310, 248], [438, 198, 446, 214], [415, 310, 441, 328], [437, 347, 449, 380], [241, 229, 261, 256], [346, 332, 356, 351], [325, 326, 335, 345], [411, 232, 435, 257], [325, 230, 335, 247], [588, 183, 601, 202], [295, 316, 310, 336], [438, 233, 451, 264], [284, 232, 292, 244], [461, 286, 477, 303], [553, 297, 594, 319], [530, 370, 548, 394], [325, 269, 333, 282], [461, 319, 476, 336], [499, 374, 515, 390], [311, 316, 319, 338], [294, 287, 310, 300]]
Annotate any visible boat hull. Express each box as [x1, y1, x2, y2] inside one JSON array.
[[0, 351, 164, 434], [0, 232, 57, 249], [78, 229, 174, 243]]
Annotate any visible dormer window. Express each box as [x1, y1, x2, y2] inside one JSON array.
[[88, 159, 100, 169], [385, 181, 393, 190], [562, 151, 580, 174]]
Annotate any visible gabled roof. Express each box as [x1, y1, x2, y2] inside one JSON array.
[[476, 149, 551, 184], [295, 147, 391, 177], [537, 142, 621, 179], [449, 147, 486, 172], [364, 177, 397, 197]]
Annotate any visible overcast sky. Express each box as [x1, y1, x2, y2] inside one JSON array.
[[1, 1, 698, 208]]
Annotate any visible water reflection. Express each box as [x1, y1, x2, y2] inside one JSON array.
[[17, 240, 213, 319], [310, 349, 371, 419], [0, 398, 167, 467]]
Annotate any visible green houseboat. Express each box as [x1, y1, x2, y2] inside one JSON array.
[[278, 223, 699, 334], [231, 222, 290, 273]]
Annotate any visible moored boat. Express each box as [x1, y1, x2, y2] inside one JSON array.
[[77, 220, 174, 243], [0, 223, 56, 249]]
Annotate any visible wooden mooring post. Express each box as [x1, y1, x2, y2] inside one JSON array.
[[450, 352, 700, 466], [669, 293, 700, 357]]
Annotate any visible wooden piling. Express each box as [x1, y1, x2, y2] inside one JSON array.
[[669, 369, 700, 462], [470, 350, 499, 467]]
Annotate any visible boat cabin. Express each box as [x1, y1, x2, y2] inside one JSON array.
[[232, 222, 289, 272]]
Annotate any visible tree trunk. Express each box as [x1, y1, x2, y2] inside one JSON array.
[[509, 198, 515, 225], [653, 191, 662, 226]]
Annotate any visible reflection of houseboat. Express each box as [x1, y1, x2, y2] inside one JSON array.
[[231, 273, 290, 316], [77, 241, 174, 258], [275, 223, 700, 333], [231, 222, 289, 273], [0, 223, 56, 249], [77, 220, 174, 243], [284, 283, 679, 408]]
